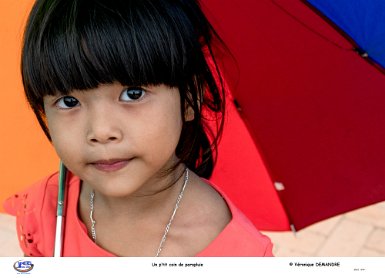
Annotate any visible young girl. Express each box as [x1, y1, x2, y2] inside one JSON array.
[[4, 0, 273, 257]]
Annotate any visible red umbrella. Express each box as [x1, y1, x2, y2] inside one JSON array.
[[204, 0, 385, 231]]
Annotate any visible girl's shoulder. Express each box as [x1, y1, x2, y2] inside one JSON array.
[[3, 172, 78, 256], [3, 173, 60, 215], [174, 173, 273, 256], [203, 179, 274, 256]]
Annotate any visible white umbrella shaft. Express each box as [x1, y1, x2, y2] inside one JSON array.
[[54, 162, 68, 257], [54, 216, 64, 257]]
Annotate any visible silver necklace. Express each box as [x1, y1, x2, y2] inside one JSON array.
[[89, 168, 189, 257]]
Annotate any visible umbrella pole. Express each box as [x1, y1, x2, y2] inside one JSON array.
[[290, 224, 297, 237], [54, 161, 68, 257]]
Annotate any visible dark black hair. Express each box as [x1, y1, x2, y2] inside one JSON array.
[[22, 0, 226, 178]]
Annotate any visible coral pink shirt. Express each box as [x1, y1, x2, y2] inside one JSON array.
[[4, 172, 273, 257]]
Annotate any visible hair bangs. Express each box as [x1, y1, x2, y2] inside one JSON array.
[[22, 0, 199, 100]]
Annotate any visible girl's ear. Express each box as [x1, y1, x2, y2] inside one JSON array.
[[185, 104, 195, 121]]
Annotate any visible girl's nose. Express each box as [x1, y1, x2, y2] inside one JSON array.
[[86, 109, 123, 144]]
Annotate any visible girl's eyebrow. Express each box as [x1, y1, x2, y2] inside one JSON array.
[[44, 91, 76, 99], [48, 92, 71, 97], [51, 88, 89, 96]]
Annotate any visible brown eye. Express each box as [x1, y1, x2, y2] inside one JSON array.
[[56, 96, 80, 109], [119, 88, 146, 102]]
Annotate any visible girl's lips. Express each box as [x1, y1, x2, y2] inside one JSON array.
[[91, 159, 131, 172]]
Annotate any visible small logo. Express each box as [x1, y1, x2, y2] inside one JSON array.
[[13, 260, 34, 273]]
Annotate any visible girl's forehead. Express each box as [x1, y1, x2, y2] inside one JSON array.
[[29, 2, 199, 97]]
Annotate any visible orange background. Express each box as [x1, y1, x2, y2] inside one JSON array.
[[0, 0, 58, 212]]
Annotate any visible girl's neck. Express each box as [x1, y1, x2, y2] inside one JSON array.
[[79, 165, 186, 219]]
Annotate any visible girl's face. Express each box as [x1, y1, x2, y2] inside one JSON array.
[[43, 83, 184, 197]]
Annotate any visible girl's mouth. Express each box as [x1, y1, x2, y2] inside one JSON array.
[[90, 159, 131, 172]]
